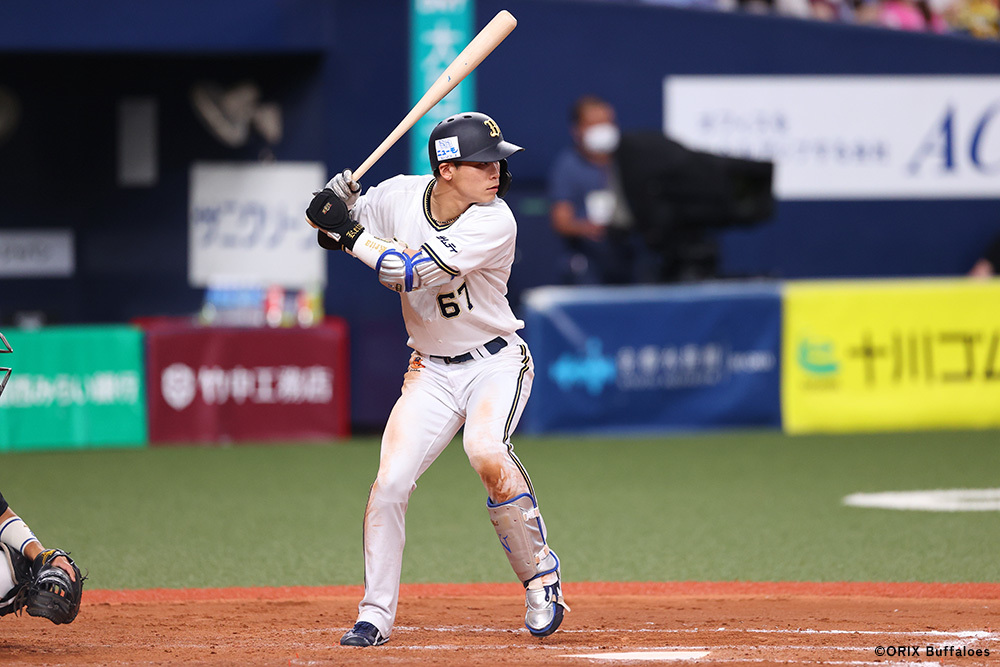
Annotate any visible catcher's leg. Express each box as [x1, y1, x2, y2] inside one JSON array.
[[463, 342, 569, 636], [349, 359, 463, 645], [0, 544, 29, 617]]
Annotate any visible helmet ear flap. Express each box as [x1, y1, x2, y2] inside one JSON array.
[[498, 159, 512, 198]]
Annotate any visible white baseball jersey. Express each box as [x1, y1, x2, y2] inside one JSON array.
[[350, 174, 524, 357]]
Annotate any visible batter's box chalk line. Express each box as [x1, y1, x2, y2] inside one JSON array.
[[396, 625, 997, 641], [559, 650, 711, 662]]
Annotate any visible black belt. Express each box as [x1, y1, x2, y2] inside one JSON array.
[[430, 336, 508, 365]]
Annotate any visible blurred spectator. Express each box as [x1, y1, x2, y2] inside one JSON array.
[[809, 0, 857, 21], [548, 95, 636, 285], [968, 234, 1000, 277], [733, 0, 819, 15], [854, 0, 947, 29], [945, 0, 1000, 36], [640, 0, 723, 9], [637, 0, 977, 33]]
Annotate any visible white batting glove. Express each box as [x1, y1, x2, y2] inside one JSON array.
[[326, 169, 361, 209]]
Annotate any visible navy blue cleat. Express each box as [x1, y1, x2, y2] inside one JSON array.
[[524, 579, 569, 637], [340, 621, 389, 647]]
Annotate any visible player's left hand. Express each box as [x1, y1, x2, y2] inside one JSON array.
[[25, 549, 84, 625], [306, 190, 365, 249], [316, 229, 343, 251]]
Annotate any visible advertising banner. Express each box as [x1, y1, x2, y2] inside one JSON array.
[[0, 326, 146, 451], [145, 319, 350, 443], [521, 284, 782, 434], [782, 279, 1000, 433], [664, 75, 1000, 200], [189, 162, 326, 289], [0, 229, 74, 278], [409, 0, 474, 174]]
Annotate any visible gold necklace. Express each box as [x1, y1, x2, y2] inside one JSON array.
[[424, 178, 461, 226], [435, 212, 460, 225]]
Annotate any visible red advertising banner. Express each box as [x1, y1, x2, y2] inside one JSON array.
[[145, 319, 349, 444]]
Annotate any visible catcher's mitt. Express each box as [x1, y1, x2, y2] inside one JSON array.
[[25, 549, 84, 624]]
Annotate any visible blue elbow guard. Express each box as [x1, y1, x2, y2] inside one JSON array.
[[376, 249, 432, 293]]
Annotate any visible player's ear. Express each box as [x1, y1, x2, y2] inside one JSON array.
[[438, 162, 457, 181]]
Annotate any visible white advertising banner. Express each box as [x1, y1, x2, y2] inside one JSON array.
[[663, 75, 1000, 200], [189, 162, 326, 287], [0, 230, 74, 277]]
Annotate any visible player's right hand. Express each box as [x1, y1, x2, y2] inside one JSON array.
[[326, 169, 361, 209]]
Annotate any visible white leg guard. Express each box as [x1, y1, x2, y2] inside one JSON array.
[[0, 544, 29, 617], [487, 493, 559, 585]]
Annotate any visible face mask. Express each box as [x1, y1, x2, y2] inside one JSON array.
[[581, 123, 620, 155]]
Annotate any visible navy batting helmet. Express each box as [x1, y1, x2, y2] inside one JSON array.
[[428, 112, 523, 197]]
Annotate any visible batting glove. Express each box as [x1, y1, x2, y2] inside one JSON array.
[[327, 169, 361, 209]]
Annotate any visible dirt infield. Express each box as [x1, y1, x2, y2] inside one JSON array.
[[2, 582, 997, 666]]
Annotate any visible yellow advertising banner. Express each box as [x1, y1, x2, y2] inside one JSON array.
[[782, 278, 1000, 433]]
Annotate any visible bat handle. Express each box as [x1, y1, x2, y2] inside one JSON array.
[[352, 160, 374, 183]]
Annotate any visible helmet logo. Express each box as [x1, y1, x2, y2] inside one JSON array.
[[484, 118, 501, 138], [435, 136, 461, 161]]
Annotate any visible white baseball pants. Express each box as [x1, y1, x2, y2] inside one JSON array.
[[355, 336, 536, 637]]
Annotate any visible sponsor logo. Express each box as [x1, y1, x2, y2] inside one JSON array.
[[0, 371, 141, 408], [161, 363, 197, 410], [160, 362, 334, 411], [794, 328, 1000, 390], [436, 235, 459, 253], [908, 103, 1000, 175], [550, 339, 617, 396], [797, 338, 839, 375], [435, 136, 461, 161], [408, 355, 425, 372], [550, 338, 777, 395]]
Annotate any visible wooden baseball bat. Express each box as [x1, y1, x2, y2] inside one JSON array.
[[351, 10, 517, 181]]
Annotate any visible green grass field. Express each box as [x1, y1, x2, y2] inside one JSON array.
[[2, 429, 998, 590]]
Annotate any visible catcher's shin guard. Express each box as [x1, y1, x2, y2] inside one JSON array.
[[487, 493, 559, 585], [0, 544, 30, 617]]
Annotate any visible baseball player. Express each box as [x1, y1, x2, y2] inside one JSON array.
[[0, 491, 83, 623], [0, 336, 84, 624], [306, 112, 568, 647]]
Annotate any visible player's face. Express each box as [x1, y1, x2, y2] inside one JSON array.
[[449, 161, 501, 204]]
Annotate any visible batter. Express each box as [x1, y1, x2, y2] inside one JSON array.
[[305, 112, 568, 647]]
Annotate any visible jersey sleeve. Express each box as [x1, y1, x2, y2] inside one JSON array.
[[419, 207, 515, 278], [350, 182, 392, 239], [351, 175, 424, 239], [0, 491, 7, 515]]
